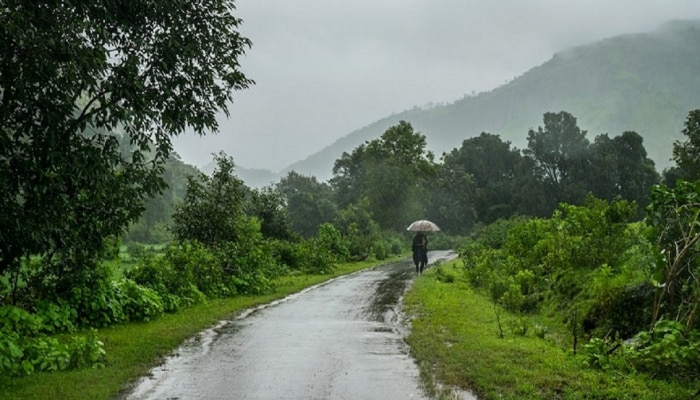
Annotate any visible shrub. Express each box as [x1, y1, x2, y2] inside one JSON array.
[[0, 329, 105, 376], [217, 220, 286, 294], [115, 279, 164, 322], [626, 320, 700, 378], [0, 305, 44, 337], [316, 223, 349, 261], [68, 281, 125, 328], [35, 300, 77, 334], [270, 239, 308, 271], [372, 239, 390, 260], [68, 329, 106, 369], [298, 239, 336, 275]]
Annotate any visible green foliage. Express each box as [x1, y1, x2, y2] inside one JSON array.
[[216, 221, 285, 295], [301, 240, 338, 275], [646, 180, 700, 330], [67, 329, 106, 370], [462, 197, 653, 342], [316, 223, 349, 262], [34, 301, 77, 334], [626, 320, 700, 379], [248, 187, 294, 240], [114, 279, 164, 322], [0, 306, 44, 337], [671, 109, 700, 181], [0, 0, 252, 309], [269, 239, 308, 271], [331, 121, 435, 231], [125, 156, 201, 244], [525, 111, 591, 207], [438, 133, 539, 231], [171, 152, 248, 246], [333, 199, 382, 259], [127, 244, 211, 309], [277, 172, 337, 237], [588, 131, 660, 211], [405, 265, 697, 399], [433, 264, 458, 283], [0, 308, 105, 377]]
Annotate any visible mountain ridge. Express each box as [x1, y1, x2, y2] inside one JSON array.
[[278, 19, 700, 182]]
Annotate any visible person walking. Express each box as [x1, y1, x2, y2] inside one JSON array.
[[412, 232, 428, 274]]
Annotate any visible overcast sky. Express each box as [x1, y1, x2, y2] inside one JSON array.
[[172, 0, 700, 172]]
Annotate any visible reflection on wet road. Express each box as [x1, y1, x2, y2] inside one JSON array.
[[123, 251, 457, 400]]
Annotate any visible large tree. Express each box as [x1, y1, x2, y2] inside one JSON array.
[[331, 121, 435, 230], [525, 111, 591, 209], [438, 133, 540, 228], [0, 1, 252, 299], [588, 131, 659, 210], [277, 171, 337, 237]]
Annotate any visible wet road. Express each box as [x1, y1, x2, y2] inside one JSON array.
[[123, 251, 457, 400]]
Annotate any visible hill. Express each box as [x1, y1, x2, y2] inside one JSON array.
[[283, 20, 700, 182]]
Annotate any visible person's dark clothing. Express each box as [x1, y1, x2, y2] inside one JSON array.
[[412, 233, 428, 274]]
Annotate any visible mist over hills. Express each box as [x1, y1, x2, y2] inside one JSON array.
[[274, 19, 700, 183]]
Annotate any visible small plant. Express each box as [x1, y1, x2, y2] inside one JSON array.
[[625, 319, 700, 378], [68, 329, 106, 369], [434, 264, 457, 283], [534, 324, 548, 339], [507, 317, 529, 336]]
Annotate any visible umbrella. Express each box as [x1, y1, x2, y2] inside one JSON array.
[[407, 219, 440, 232]]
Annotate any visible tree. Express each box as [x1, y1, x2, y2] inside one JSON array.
[[248, 187, 294, 241], [525, 111, 590, 209], [438, 133, 539, 228], [0, 1, 252, 300], [671, 109, 700, 181], [171, 153, 248, 247], [588, 132, 659, 211], [331, 121, 435, 230], [277, 171, 337, 237]]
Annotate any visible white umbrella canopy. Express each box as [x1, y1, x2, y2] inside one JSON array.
[[406, 219, 440, 232]]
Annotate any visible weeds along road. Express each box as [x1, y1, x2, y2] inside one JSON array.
[[122, 251, 458, 400]]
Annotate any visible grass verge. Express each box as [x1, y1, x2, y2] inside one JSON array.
[[0, 256, 398, 400], [403, 261, 697, 400]]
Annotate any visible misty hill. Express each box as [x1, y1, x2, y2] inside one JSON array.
[[283, 20, 700, 182], [198, 161, 279, 188]]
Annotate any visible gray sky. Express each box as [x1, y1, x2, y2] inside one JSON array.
[[172, 0, 700, 172]]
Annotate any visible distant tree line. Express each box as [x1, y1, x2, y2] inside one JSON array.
[[275, 111, 660, 239]]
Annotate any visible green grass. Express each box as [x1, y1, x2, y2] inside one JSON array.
[[0, 256, 398, 400], [404, 262, 697, 400]]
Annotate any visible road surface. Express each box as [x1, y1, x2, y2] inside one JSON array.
[[122, 251, 467, 400]]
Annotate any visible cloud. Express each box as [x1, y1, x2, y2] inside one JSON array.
[[172, 0, 700, 172]]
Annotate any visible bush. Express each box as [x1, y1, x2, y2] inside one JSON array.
[[0, 328, 105, 377], [270, 239, 308, 271], [68, 281, 126, 328], [127, 245, 208, 308], [372, 239, 390, 260], [434, 264, 458, 283], [626, 320, 700, 378], [35, 300, 77, 333], [115, 279, 164, 322], [316, 223, 349, 261]]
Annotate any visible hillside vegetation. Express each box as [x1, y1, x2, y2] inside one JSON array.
[[286, 20, 700, 181]]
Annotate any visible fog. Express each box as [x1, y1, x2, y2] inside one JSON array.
[[172, 0, 700, 172]]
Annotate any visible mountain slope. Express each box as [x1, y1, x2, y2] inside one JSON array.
[[284, 20, 700, 182]]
